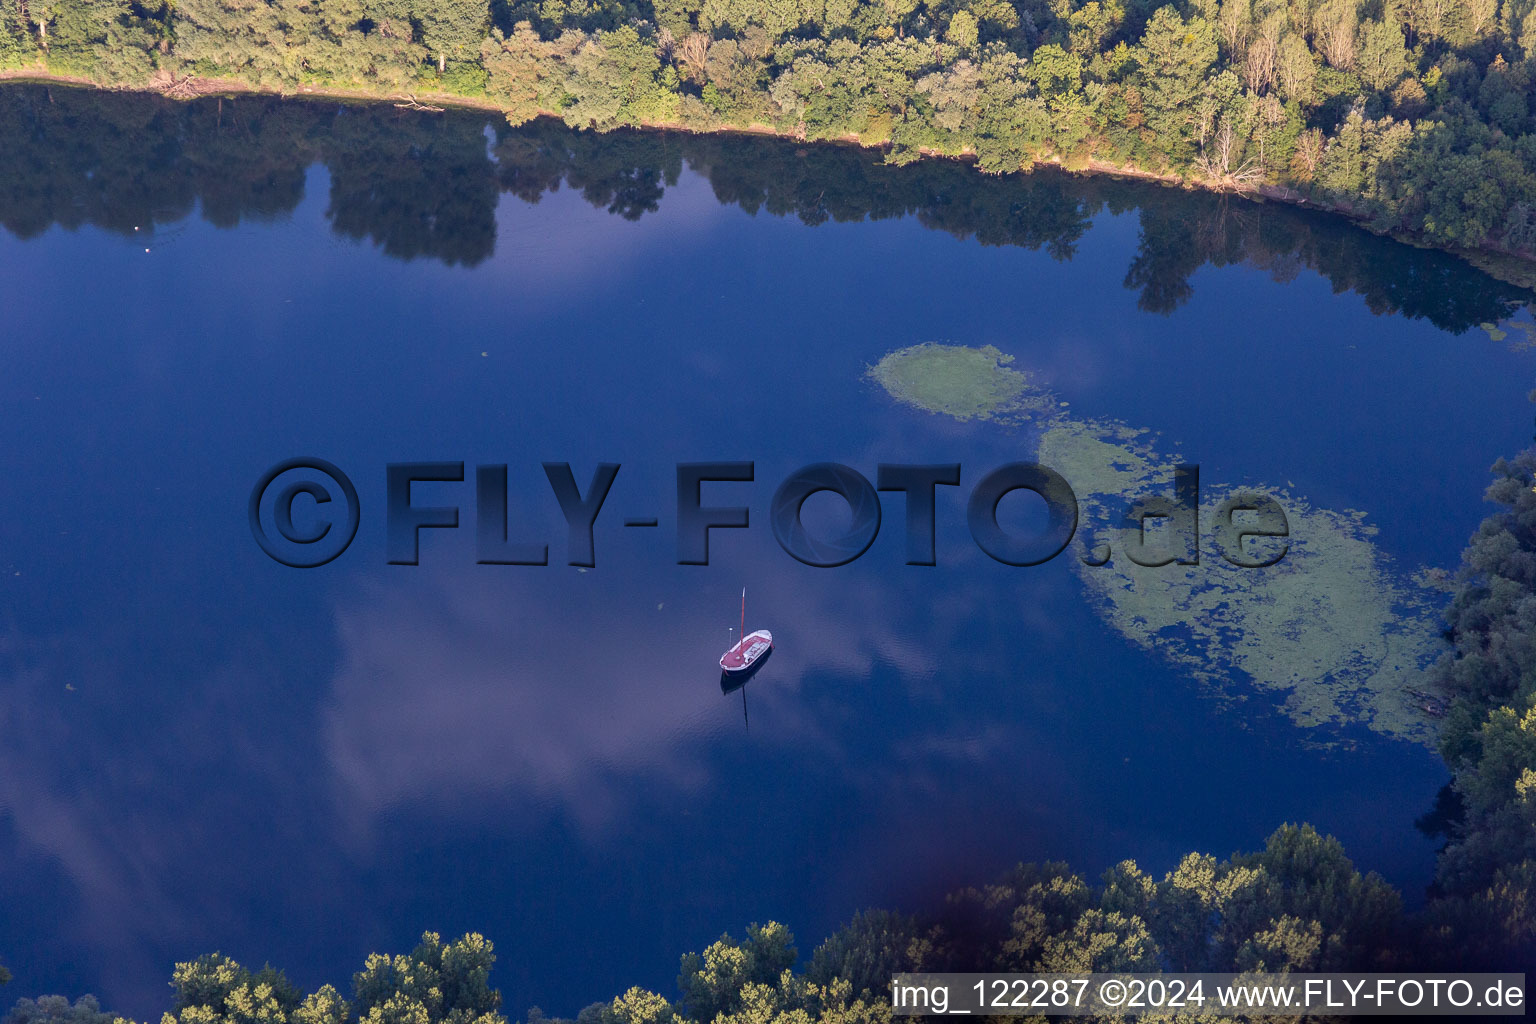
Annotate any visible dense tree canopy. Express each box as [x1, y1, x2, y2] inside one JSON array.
[[149, 934, 504, 1024], [5, 995, 119, 1024], [1420, 448, 1536, 967], [1, 0, 1535, 258], [5, 822, 1518, 1024]]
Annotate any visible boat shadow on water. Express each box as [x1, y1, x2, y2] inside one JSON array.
[[719, 644, 773, 695], [720, 646, 774, 731]]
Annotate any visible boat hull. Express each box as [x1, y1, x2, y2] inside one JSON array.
[[720, 629, 773, 673]]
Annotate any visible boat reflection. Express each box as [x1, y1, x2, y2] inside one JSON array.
[[721, 645, 774, 730], [720, 644, 773, 695]]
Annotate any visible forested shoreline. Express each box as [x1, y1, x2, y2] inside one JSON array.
[[0, 829, 1524, 1024], [1, 0, 1535, 263]]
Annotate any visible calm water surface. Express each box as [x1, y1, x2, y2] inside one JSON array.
[[0, 87, 1533, 1017]]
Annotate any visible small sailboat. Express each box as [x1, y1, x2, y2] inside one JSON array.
[[720, 587, 773, 675]]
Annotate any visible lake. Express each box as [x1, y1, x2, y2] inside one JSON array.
[[0, 85, 1533, 1018]]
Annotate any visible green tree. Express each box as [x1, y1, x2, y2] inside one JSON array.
[[482, 23, 572, 123], [805, 911, 930, 1000], [421, 0, 490, 72], [1356, 17, 1407, 92], [162, 953, 302, 1024], [563, 24, 678, 129], [1133, 5, 1218, 164], [677, 923, 797, 1022], [353, 932, 502, 1024], [1274, 30, 1315, 101], [944, 9, 976, 48], [1067, 0, 1124, 54], [4, 995, 117, 1024], [1036, 910, 1161, 971]]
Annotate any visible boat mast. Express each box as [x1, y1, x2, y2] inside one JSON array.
[[740, 587, 746, 640]]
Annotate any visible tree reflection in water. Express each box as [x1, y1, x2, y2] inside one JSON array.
[[0, 85, 1530, 330]]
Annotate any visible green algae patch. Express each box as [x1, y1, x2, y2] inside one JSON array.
[[867, 343, 1056, 422], [1039, 417, 1447, 746], [1481, 317, 1536, 350], [867, 341, 1449, 745]]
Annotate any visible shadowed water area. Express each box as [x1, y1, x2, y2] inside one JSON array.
[[0, 84, 1534, 1018]]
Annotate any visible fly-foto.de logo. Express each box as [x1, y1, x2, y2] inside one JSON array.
[[248, 460, 1290, 571]]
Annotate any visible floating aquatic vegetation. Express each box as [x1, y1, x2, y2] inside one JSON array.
[[1480, 317, 1536, 350], [1038, 419, 1445, 745], [865, 343, 1059, 422], [869, 343, 1448, 744]]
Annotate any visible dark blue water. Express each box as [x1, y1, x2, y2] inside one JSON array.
[[0, 91, 1532, 1018]]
